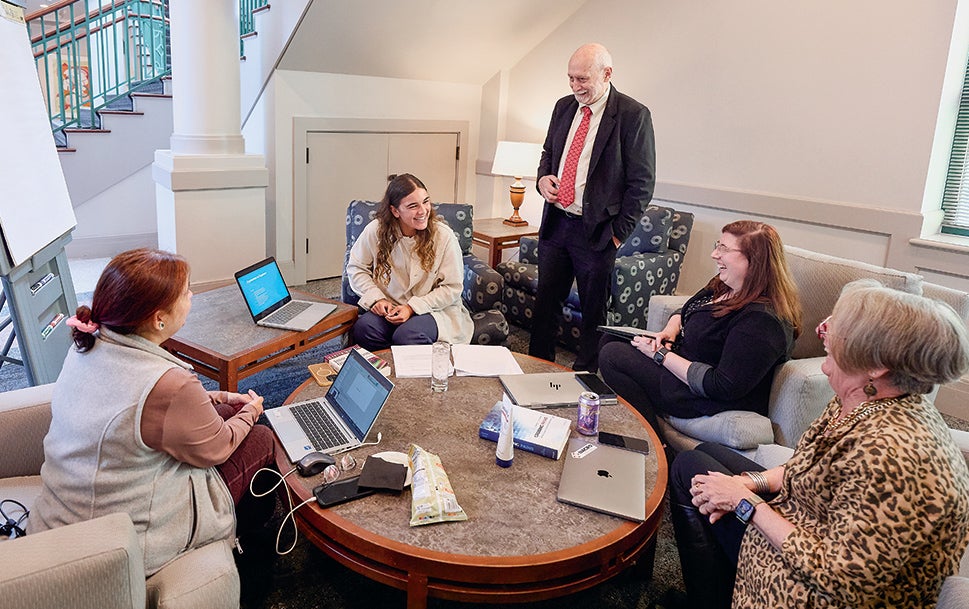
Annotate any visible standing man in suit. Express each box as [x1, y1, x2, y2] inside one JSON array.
[[529, 43, 656, 372]]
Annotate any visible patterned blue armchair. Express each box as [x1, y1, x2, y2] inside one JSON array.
[[497, 205, 693, 352], [342, 200, 509, 345]]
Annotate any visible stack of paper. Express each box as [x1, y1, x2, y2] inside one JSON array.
[[390, 344, 523, 377]]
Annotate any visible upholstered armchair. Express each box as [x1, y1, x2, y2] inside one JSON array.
[[342, 200, 509, 345], [648, 245, 969, 456], [0, 384, 240, 609], [497, 205, 693, 352]]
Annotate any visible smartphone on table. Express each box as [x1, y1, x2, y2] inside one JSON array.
[[598, 431, 651, 454], [313, 476, 376, 508]]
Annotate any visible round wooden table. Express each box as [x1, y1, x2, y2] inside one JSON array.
[[274, 352, 667, 608]]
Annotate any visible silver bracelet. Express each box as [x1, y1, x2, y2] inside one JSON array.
[[742, 470, 770, 495]]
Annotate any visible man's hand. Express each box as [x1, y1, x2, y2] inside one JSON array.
[[538, 175, 560, 202]]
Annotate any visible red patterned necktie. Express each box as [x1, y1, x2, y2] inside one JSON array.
[[558, 105, 592, 208]]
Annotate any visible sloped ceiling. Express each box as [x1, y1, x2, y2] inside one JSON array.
[[279, 0, 587, 84]]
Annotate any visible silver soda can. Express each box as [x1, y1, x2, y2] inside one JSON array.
[[577, 391, 600, 436]]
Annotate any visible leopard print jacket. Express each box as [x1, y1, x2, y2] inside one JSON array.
[[733, 394, 969, 608]]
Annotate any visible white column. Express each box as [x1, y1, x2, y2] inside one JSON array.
[[153, 0, 267, 285]]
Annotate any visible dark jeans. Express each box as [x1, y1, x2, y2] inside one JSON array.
[[598, 334, 662, 430], [352, 311, 439, 351]]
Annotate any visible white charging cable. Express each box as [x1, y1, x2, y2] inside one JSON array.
[[249, 466, 312, 555]]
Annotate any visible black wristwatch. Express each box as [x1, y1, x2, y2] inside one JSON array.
[[653, 346, 670, 365], [735, 495, 765, 525]]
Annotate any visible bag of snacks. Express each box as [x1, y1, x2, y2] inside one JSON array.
[[407, 443, 468, 526]]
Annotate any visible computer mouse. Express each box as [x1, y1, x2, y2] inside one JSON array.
[[297, 451, 335, 476]]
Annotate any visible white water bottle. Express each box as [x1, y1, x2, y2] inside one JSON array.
[[496, 396, 514, 468]]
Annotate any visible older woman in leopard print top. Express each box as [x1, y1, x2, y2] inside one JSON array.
[[668, 279, 969, 609]]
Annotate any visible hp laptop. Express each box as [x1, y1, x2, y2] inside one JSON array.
[[234, 257, 337, 331], [498, 372, 617, 408], [556, 438, 646, 522], [268, 348, 395, 461]]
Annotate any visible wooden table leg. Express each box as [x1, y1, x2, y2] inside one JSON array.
[[406, 572, 428, 609]]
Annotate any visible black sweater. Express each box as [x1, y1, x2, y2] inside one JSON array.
[[661, 288, 794, 418]]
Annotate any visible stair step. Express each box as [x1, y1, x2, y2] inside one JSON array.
[[253, 3, 271, 15], [241, 31, 257, 40], [56, 147, 77, 153], [64, 128, 110, 134], [99, 110, 145, 116], [131, 92, 172, 99]]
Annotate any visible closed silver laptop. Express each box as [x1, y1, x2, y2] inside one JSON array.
[[557, 438, 646, 522]]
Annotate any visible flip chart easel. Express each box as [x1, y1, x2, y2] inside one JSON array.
[[0, 0, 79, 385]]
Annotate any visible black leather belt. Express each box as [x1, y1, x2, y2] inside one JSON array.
[[553, 206, 582, 220]]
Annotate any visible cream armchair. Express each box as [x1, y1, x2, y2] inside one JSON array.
[[0, 384, 240, 609], [645, 245, 969, 455]]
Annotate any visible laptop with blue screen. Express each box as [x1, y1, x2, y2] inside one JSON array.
[[267, 348, 395, 461], [234, 257, 336, 331]]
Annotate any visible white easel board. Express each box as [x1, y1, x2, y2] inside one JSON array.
[[0, 1, 76, 268]]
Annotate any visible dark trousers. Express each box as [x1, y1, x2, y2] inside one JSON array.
[[670, 443, 771, 608], [213, 403, 278, 531], [529, 207, 616, 371], [352, 311, 439, 351]]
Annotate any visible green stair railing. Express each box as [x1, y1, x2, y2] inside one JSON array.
[[28, 0, 171, 137], [27, 0, 269, 140]]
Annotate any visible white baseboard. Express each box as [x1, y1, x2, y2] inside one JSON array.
[[65, 233, 157, 259]]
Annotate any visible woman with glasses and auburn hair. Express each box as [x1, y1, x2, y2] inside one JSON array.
[[347, 173, 472, 350], [29, 249, 278, 597], [669, 279, 969, 609], [599, 220, 802, 433]]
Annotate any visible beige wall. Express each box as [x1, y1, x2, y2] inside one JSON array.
[[491, 0, 969, 296]]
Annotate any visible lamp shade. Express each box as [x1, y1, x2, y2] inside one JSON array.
[[491, 141, 542, 179]]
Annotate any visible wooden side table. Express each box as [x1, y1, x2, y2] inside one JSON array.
[[162, 284, 357, 392], [471, 218, 540, 268]]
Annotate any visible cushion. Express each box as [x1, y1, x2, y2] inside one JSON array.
[[146, 538, 239, 609], [665, 411, 775, 450], [617, 205, 673, 257], [752, 443, 795, 469], [784, 246, 923, 359]]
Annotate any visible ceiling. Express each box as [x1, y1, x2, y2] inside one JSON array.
[[279, 0, 587, 84]]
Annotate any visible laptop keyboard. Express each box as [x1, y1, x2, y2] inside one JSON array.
[[290, 400, 347, 450], [263, 300, 312, 325]]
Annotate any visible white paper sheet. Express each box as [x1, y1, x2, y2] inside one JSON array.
[[451, 344, 523, 376]]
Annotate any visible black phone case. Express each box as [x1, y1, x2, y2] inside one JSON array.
[[598, 431, 650, 454], [313, 475, 377, 507], [575, 372, 617, 399]]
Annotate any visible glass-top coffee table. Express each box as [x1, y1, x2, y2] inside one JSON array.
[[274, 351, 667, 609]]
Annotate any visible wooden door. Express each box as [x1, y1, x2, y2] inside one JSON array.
[[306, 132, 460, 281]]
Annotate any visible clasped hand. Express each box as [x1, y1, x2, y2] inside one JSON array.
[[631, 331, 674, 357], [224, 389, 264, 416], [372, 299, 413, 325], [690, 471, 750, 524]]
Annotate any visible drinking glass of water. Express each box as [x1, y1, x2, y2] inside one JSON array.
[[431, 341, 451, 392]]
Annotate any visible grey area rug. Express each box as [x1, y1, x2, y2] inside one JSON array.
[[0, 278, 683, 608]]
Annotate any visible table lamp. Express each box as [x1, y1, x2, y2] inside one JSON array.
[[491, 140, 542, 227]]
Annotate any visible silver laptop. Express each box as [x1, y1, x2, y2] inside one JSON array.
[[234, 257, 337, 331], [499, 372, 614, 409], [556, 438, 646, 522], [268, 349, 394, 461]]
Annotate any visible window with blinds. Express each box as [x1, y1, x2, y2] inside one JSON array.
[[942, 57, 969, 237]]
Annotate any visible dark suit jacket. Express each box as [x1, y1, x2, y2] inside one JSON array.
[[537, 85, 656, 251]]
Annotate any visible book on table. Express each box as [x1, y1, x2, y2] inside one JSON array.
[[478, 402, 572, 460], [325, 345, 392, 377]]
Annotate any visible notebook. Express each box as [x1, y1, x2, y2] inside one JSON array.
[[498, 372, 617, 408], [267, 348, 395, 462], [556, 438, 646, 522], [234, 257, 337, 331]]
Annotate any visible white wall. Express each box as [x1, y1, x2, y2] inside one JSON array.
[[67, 165, 157, 258], [496, 0, 969, 295], [246, 69, 482, 281]]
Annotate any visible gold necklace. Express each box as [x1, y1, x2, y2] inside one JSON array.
[[823, 395, 907, 436]]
